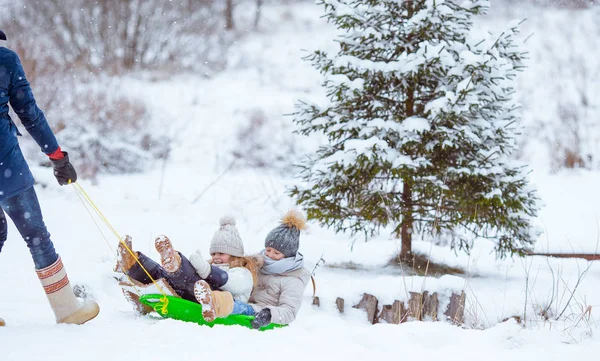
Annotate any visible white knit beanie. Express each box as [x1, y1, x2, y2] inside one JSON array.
[[210, 216, 244, 257]]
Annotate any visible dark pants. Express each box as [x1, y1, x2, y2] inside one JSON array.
[[0, 186, 58, 269], [127, 252, 229, 302], [0, 208, 7, 251]]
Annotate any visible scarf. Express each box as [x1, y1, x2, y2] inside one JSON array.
[[260, 250, 304, 275]]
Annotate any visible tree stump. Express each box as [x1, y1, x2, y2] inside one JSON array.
[[379, 304, 394, 324], [353, 293, 379, 324], [336, 297, 345, 314], [444, 291, 466, 325], [408, 292, 424, 320], [423, 292, 439, 321], [407, 291, 439, 321], [379, 300, 406, 324]]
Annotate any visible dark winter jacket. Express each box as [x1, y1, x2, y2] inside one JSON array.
[[0, 46, 59, 200]]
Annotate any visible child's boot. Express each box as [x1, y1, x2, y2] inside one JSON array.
[[194, 280, 216, 321], [114, 235, 136, 273], [121, 288, 153, 315], [155, 235, 181, 273], [193, 280, 233, 322], [36, 256, 100, 324]]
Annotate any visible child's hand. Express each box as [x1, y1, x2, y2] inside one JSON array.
[[189, 250, 211, 278], [251, 308, 272, 329]]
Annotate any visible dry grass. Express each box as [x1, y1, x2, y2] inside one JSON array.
[[390, 252, 466, 277]]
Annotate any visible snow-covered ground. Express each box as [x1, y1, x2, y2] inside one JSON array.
[[1, 2, 600, 360]]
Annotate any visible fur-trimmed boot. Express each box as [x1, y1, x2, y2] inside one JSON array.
[[0, 317, 5, 326], [36, 256, 100, 324], [193, 280, 234, 322], [155, 235, 181, 273], [114, 235, 137, 273]]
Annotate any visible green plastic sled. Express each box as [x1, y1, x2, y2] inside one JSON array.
[[139, 294, 285, 331]]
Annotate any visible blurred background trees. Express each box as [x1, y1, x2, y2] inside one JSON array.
[[0, 0, 598, 179]]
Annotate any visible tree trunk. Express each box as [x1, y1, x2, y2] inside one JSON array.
[[225, 0, 235, 30], [254, 0, 263, 29], [399, 181, 413, 261], [399, 19, 416, 260]]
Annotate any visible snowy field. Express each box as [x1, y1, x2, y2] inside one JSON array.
[[1, 2, 600, 360]]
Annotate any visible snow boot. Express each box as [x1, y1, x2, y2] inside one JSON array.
[[118, 277, 177, 314], [121, 287, 154, 315], [36, 256, 100, 324], [155, 235, 181, 273], [193, 280, 233, 322], [0, 317, 5, 326], [114, 235, 136, 273]]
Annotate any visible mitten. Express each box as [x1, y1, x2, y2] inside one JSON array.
[[251, 308, 272, 329], [189, 249, 211, 278], [49, 150, 77, 185]]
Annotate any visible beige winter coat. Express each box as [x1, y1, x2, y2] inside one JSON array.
[[248, 265, 311, 325]]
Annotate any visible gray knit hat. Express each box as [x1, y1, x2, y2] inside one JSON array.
[[210, 216, 244, 257], [265, 210, 307, 258]]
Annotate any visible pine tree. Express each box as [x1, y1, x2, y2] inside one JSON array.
[[290, 0, 541, 260]]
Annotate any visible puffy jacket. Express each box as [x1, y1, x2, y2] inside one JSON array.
[[189, 254, 255, 303], [0, 47, 59, 200], [218, 266, 254, 303], [249, 267, 310, 325]]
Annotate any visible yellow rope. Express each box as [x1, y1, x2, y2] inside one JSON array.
[[72, 182, 169, 314], [72, 185, 142, 295]]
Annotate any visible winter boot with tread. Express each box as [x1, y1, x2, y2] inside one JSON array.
[[114, 235, 136, 273], [194, 280, 234, 322], [155, 235, 181, 273]]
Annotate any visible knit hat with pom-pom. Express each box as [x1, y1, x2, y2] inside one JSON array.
[[210, 216, 244, 257], [265, 210, 307, 258]]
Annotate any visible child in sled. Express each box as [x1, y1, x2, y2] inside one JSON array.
[[194, 209, 311, 329], [115, 216, 257, 316]]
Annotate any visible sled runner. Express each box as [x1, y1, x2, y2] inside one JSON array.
[[119, 278, 284, 331]]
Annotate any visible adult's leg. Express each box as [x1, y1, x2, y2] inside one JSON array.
[[0, 186, 56, 269], [0, 186, 99, 324], [0, 208, 7, 253]]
